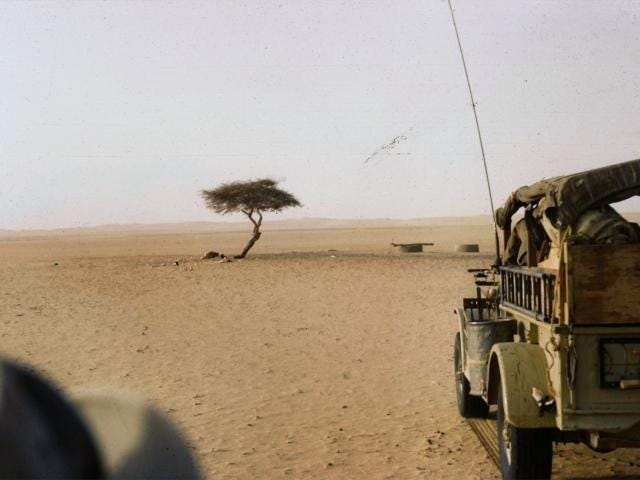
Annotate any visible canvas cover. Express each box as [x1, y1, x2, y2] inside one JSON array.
[[496, 158, 640, 228]]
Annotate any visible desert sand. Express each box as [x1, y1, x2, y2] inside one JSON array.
[[1, 221, 639, 479]]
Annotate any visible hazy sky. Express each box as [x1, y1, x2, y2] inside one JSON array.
[[3, 1, 640, 229]]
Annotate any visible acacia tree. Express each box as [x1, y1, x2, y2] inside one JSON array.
[[201, 178, 301, 259]]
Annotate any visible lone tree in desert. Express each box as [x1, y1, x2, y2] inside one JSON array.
[[201, 178, 301, 259]]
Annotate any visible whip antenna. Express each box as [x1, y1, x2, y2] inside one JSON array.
[[447, 0, 501, 265]]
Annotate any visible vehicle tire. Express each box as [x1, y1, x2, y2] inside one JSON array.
[[454, 332, 489, 418], [496, 379, 553, 479]]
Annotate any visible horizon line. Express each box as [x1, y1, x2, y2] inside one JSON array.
[[1, 214, 498, 235]]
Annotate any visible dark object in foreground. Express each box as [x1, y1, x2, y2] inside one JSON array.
[[0, 359, 200, 479], [201, 178, 301, 259], [0, 361, 103, 478]]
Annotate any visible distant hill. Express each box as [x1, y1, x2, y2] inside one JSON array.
[[0, 216, 495, 237]]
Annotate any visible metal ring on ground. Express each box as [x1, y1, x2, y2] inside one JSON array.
[[396, 244, 423, 253], [455, 244, 480, 253]]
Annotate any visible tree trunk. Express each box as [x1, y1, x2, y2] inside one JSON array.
[[236, 209, 263, 259], [235, 229, 261, 259]]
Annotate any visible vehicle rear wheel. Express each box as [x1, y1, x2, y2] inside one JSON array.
[[496, 379, 553, 479], [454, 332, 489, 418]]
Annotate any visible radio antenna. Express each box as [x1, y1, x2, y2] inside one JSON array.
[[447, 0, 501, 265]]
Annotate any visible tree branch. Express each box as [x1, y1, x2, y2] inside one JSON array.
[[242, 208, 259, 228]]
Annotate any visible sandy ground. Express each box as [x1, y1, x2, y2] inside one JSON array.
[[1, 223, 639, 479]]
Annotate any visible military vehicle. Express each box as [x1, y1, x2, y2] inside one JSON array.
[[454, 159, 640, 479]]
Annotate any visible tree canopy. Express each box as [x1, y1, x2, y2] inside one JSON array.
[[201, 178, 301, 215]]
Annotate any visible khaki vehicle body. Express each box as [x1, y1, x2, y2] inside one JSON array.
[[455, 159, 640, 478]]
